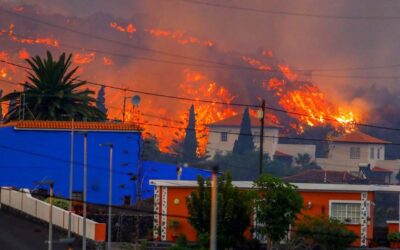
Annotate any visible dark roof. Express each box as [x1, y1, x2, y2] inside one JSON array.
[[283, 170, 365, 184], [330, 131, 390, 144], [1, 120, 141, 131], [207, 113, 280, 128]]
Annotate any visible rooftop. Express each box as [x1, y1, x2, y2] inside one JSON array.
[[371, 166, 393, 173], [274, 150, 293, 157], [282, 170, 364, 184], [1, 120, 141, 132], [149, 179, 400, 192], [207, 113, 280, 128], [330, 130, 390, 144]]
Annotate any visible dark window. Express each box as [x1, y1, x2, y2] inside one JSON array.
[[124, 196, 131, 206], [220, 132, 228, 142], [72, 191, 83, 201]]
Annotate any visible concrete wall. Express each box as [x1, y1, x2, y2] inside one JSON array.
[[0, 187, 106, 241]]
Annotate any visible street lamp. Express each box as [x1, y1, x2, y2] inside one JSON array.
[[99, 143, 114, 250], [257, 99, 266, 175], [35, 180, 54, 250], [61, 114, 75, 239], [82, 132, 88, 250]]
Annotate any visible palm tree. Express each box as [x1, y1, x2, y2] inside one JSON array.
[[1, 51, 106, 122], [295, 153, 320, 170]]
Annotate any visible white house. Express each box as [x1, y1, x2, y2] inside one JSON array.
[[206, 113, 280, 158], [316, 130, 391, 174]]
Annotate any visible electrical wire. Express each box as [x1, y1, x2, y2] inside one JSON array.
[[178, 0, 400, 21]]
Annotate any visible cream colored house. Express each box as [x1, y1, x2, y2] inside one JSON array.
[[316, 131, 391, 174], [206, 114, 280, 158]]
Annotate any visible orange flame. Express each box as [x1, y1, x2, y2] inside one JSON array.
[[2, 24, 59, 47], [73, 52, 95, 64], [110, 22, 136, 38], [146, 28, 214, 47], [18, 48, 30, 60]]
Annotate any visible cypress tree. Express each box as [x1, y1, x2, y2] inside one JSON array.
[[96, 86, 108, 117], [182, 104, 198, 162], [0, 89, 2, 120], [233, 107, 255, 154]]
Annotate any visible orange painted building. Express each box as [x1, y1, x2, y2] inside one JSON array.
[[150, 180, 400, 247]]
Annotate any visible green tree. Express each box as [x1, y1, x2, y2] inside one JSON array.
[[186, 173, 253, 249], [182, 104, 198, 162], [96, 85, 108, 117], [233, 107, 255, 155], [253, 174, 303, 248], [295, 216, 357, 250], [1, 51, 105, 122], [295, 153, 320, 170]]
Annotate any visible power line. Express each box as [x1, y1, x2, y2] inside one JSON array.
[[178, 0, 400, 20], [4, 8, 400, 74], [1, 74, 400, 133]]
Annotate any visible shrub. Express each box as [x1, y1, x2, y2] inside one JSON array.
[[388, 232, 400, 242], [44, 197, 69, 210], [295, 216, 357, 250]]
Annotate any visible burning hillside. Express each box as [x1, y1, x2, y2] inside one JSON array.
[[0, 4, 362, 155]]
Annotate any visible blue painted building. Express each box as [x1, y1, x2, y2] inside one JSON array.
[[0, 121, 211, 206]]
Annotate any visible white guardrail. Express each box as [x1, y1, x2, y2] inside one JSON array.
[[0, 187, 106, 242]]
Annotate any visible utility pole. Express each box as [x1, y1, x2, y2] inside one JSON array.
[[99, 143, 113, 250], [48, 182, 54, 250], [210, 165, 219, 250], [83, 133, 87, 250], [68, 117, 74, 239], [122, 89, 127, 122], [258, 99, 266, 175]]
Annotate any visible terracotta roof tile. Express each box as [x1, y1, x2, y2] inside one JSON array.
[[2, 120, 141, 131], [371, 166, 393, 173], [331, 130, 390, 144], [207, 114, 280, 128]]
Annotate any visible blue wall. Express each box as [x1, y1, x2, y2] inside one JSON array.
[[0, 126, 212, 206], [0, 126, 141, 205]]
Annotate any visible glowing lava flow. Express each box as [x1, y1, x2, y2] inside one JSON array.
[[146, 28, 214, 48], [1, 24, 59, 47]]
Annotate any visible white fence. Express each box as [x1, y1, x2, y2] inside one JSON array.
[[0, 187, 105, 241]]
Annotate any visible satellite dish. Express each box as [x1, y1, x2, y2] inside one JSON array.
[[131, 95, 141, 106]]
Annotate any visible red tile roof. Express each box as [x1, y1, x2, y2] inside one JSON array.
[[331, 130, 390, 144], [371, 166, 393, 173], [207, 114, 280, 128], [274, 150, 292, 157], [283, 170, 363, 184], [2, 120, 141, 131]]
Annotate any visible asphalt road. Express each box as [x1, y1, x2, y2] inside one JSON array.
[[0, 208, 81, 250]]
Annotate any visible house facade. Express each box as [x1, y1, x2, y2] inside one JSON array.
[[317, 131, 391, 174], [150, 180, 400, 247], [206, 114, 280, 158]]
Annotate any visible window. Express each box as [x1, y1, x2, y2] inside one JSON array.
[[330, 203, 361, 224], [124, 195, 131, 206], [220, 132, 228, 142], [370, 147, 375, 159], [350, 147, 360, 159], [377, 148, 381, 159]]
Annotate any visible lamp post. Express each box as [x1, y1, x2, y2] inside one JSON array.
[[82, 132, 87, 250], [210, 165, 219, 250], [35, 180, 54, 250], [99, 143, 113, 250], [257, 99, 266, 175]]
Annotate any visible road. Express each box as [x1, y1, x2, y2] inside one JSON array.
[[0, 208, 81, 250]]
